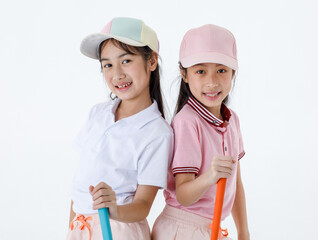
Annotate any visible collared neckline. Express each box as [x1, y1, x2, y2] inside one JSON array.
[[186, 96, 231, 128], [110, 98, 162, 129]]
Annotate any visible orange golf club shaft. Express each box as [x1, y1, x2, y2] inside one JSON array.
[[210, 178, 227, 240]]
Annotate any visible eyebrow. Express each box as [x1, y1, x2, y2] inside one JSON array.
[[194, 63, 224, 67], [100, 53, 131, 62]]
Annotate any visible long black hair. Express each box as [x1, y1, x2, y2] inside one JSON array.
[[99, 39, 165, 119]]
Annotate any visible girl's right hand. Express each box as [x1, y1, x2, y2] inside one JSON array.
[[89, 182, 118, 220], [207, 156, 236, 185]]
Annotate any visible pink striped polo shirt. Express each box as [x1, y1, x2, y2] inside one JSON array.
[[164, 96, 245, 220]]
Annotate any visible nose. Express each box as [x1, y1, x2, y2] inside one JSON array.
[[206, 72, 219, 87], [113, 65, 125, 81]]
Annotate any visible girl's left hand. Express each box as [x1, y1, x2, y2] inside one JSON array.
[[89, 182, 118, 219]]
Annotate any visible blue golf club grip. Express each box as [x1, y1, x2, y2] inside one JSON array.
[[98, 208, 113, 240]]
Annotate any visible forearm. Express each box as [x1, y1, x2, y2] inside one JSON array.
[[114, 199, 151, 223], [231, 179, 249, 238], [176, 172, 212, 206], [69, 200, 76, 227], [92, 184, 158, 223]]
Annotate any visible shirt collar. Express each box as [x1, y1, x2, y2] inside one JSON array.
[[110, 98, 162, 129], [186, 96, 231, 128]]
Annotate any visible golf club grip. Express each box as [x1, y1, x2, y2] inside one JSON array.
[[98, 208, 113, 240], [211, 178, 227, 240]]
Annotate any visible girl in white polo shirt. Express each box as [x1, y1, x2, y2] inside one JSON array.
[[67, 17, 173, 240], [152, 24, 249, 240]]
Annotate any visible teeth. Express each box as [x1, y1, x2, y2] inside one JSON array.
[[206, 92, 218, 97], [118, 82, 132, 88]]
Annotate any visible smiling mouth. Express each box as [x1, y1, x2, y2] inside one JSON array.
[[116, 82, 132, 88], [205, 92, 220, 97]]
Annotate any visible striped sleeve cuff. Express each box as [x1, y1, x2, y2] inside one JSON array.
[[238, 151, 245, 161], [172, 167, 200, 176]]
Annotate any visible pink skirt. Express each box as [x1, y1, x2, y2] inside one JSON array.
[[151, 205, 231, 240], [66, 213, 151, 240]]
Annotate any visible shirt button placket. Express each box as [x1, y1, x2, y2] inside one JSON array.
[[224, 135, 228, 153]]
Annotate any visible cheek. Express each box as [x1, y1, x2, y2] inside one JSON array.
[[187, 83, 200, 99], [134, 68, 150, 84], [226, 78, 233, 89], [221, 74, 232, 86], [223, 79, 232, 94], [130, 68, 141, 78], [103, 72, 114, 87], [188, 78, 201, 93], [103, 72, 109, 82]]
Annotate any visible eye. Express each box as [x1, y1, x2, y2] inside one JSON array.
[[217, 69, 226, 73], [103, 63, 112, 69], [196, 70, 205, 74], [122, 59, 131, 64]]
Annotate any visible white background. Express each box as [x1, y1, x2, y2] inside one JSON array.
[[1, 0, 318, 239]]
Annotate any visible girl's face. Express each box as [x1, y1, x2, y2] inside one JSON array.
[[182, 63, 233, 118], [100, 41, 157, 103]]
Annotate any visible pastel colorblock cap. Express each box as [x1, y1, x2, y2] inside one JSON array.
[[179, 24, 238, 70], [80, 17, 159, 59]]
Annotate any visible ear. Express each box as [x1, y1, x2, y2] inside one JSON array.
[[179, 65, 188, 83], [148, 52, 158, 71]]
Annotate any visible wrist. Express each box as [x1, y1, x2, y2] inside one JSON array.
[[109, 205, 120, 221], [238, 230, 250, 240], [202, 169, 216, 186]]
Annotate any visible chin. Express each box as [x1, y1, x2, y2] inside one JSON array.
[[117, 94, 135, 101]]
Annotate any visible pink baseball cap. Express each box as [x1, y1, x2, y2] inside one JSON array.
[[179, 24, 238, 70]]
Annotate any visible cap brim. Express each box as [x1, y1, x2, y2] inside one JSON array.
[[180, 52, 238, 70], [80, 33, 146, 59]]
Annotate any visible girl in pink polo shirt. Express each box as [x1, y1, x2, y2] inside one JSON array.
[[152, 24, 250, 240]]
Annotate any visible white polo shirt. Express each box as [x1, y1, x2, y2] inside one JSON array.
[[71, 99, 173, 215]]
